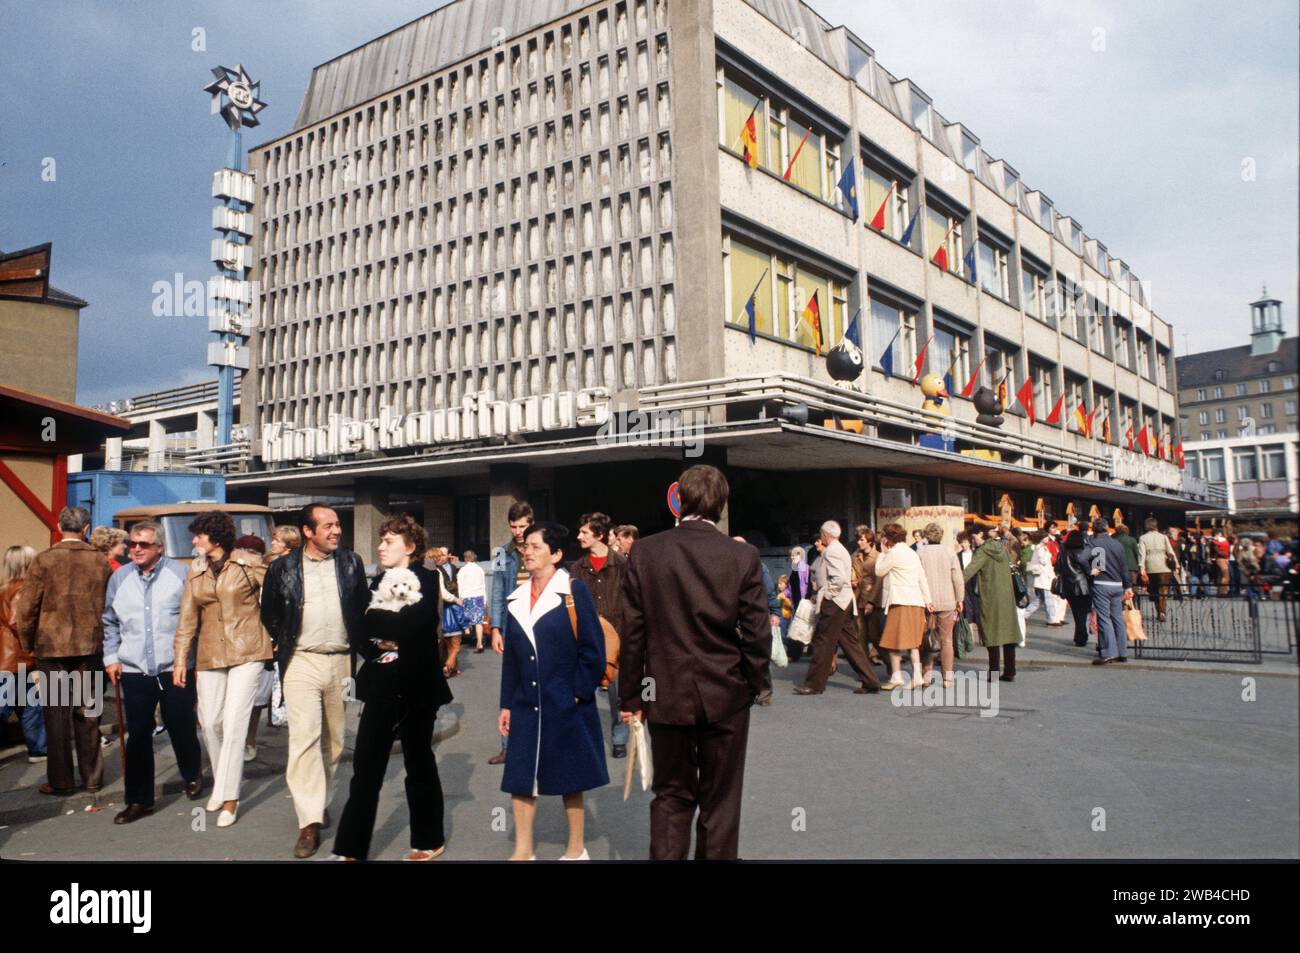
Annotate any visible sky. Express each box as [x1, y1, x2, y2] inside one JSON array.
[[1, 0, 1295, 408]]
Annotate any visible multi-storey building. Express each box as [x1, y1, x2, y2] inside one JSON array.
[[1178, 293, 1298, 521], [231, 0, 1206, 560]]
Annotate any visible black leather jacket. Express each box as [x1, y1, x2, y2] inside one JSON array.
[[260, 547, 369, 677], [353, 565, 453, 710]]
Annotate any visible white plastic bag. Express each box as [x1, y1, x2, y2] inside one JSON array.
[[623, 715, 653, 801], [770, 623, 789, 668], [787, 600, 816, 645]]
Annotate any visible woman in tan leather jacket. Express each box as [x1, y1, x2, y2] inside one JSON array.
[[173, 511, 273, 828]]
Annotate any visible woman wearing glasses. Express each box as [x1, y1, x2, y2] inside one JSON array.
[[498, 522, 608, 860]]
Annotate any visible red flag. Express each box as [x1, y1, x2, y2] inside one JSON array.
[[1045, 393, 1065, 425], [912, 334, 933, 384], [1176, 443, 1186, 469], [932, 243, 949, 271], [869, 181, 895, 231], [1074, 405, 1089, 435], [1124, 423, 1134, 451], [783, 126, 812, 181], [1135, 426, 1149, 455], [799, 291, 822, 356], [1101, 416, 1112, 444], [962, 352, 989, 398], [1085, 405, 1099, 439], [1016, 378, 1036, 426]]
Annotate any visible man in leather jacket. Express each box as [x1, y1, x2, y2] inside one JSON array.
[[260, 503, 369, 858]]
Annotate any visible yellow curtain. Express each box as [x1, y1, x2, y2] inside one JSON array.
[[728, 238, 772, 336], [864, 167, 893, 232], [785, 116, 822, 196], [722, 77, 765, 164]]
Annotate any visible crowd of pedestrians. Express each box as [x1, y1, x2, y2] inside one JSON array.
[[0, 490, 1295, 860]]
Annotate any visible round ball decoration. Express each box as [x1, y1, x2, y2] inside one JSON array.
[[825, 341, 864, 381]]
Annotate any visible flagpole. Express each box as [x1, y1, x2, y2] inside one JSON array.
[[783, 125, 812, 181]]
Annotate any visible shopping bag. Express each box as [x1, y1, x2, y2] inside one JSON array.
[[769, 623, 788, 668], [953, 618, 973, 658], [787, 600, 816, 645], [1123, 594, 1147, 642], [623, 715, 653, 801]]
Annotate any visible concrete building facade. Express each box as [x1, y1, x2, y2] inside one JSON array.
[[232, 0, 1205, 561]]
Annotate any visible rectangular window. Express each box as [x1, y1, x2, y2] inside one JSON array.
[[1202, 450, 1225, 482], [1286, 400, 1297, 415], [932, 322, 972, 393], [863, 163, 910, 241], [719, 74, 770, 170], [1195, 388, 1206, 401], [783, 113, 823, 197], [1235, 382, 1247, 396], [1200, 432, 1210, 441], [870, 296, 915, 372], [1261, 402, 1273, 418], [1233, 449, 1258, 481], [1260, 379, 1271, 393], [1114, 320, 1130, 366], [1031, 361, 1057, 424], [1237, 405, 1249, 421], [1284, 376, 1296, 389], [1021, 267, 1045, 321], [880, 476, 924, 509], [1262, 445, 1287, 479], [1136, 336, 1151, 380], [1213, 386, 1223, 398], [1217, 429, 1228, 439], [724, 234, 776, 336], [1198, 410, 1208, 425], [924, 206, 962, 273], [978, 241, 1009, 300]]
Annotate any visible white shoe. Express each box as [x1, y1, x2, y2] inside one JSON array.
[[558, 848, 590, 861], [243, 745, 257, 762], [206, 794, 222, 813], [217, 806, 238, 827], [27, 754, 46, 764]]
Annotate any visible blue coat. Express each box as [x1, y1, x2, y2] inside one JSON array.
[[499, 570, 609, 797]]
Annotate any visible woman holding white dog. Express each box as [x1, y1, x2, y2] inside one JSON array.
[[332, 513, 453, 861]]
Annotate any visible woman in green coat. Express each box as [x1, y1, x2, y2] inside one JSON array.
[[962, 527, 1021, 681]]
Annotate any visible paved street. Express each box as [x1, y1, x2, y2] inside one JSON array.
[[2, 621, 1296, 861]]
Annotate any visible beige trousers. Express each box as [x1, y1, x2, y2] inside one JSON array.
[[283, 651, 350, 828]]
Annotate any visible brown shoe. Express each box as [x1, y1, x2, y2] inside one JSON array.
[[184, 777, 204, 801], [114, 804, 154, 825], [793, 686, 823, 696], [39, 782, 75, 797], [488, 748, 507, 765], [294, 824, 322, 859]]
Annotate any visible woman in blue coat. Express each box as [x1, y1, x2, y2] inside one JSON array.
[[498, 522, 608, 860]]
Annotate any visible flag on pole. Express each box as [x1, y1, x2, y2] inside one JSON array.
[[899, 209, 919, 247], [932, 220, 957, 271], [799, 290, 822, 356], [1016, 378, 1036, 426], [844, 307, 863, 350], [741, 267, 768, 344], [1086, 405, 1099, 440], [880, 324, 902, 379], [1176, 442, 1186, 469], [837, 159, 859, 221], [996, 374, 1008, 410], [1101, 416, 1112, 444], [962, 245, 977, 286], [1045, 392, 1065, 425], [739, 101, 760, 169], [869, 180, 895, 231], [912, 334, 933, 384], [1135, 425, 1150, 455], [783, 126, 812, 181], [942, 350, 961, 396], [1124, 423, 1134, 451], [962, 350, 989, 398], [1074, 404, 1089, 435]]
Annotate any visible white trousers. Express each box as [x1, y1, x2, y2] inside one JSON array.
[[196, 660, 264, 803]]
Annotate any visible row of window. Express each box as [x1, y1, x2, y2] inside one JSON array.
[[721, 230, 1172, 441], [1195, 425, 1294, 439], [1191, 377, 1295, 402], [716, 65, 1172, 390], [1194, 401, 1297, 426], [1185, 445, 1291, 482]]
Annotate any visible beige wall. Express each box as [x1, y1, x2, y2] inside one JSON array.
[[0, 453, 56, 553], [0, 300, 80, 403]]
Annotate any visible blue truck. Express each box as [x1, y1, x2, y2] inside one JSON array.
[[67, 470, 274, 557]]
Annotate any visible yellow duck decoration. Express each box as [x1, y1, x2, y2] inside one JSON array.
[[919, 373, 950, 416]]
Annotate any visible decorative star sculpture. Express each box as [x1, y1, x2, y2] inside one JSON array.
[[204, 64, 267, 132]]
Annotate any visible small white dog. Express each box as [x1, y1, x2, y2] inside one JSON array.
[[368, 567, 423, 612]]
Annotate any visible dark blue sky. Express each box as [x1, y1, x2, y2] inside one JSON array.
[[1, 0, 1294, 408]]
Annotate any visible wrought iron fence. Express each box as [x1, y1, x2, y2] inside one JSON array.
[[1131, 583, 1297, 664]]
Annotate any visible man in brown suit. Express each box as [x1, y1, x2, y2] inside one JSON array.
[[619, 465, 770, 860], [15, 506, 113, 795]]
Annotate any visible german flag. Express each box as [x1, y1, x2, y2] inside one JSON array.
[[740, 102, 760, 169], [799, 291, 823, 356]]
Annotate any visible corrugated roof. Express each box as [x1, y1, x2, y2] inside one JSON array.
[[1175, 337, 1298, 388]]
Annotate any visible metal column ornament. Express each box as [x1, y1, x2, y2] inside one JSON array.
[[204, 65, 266, 448]]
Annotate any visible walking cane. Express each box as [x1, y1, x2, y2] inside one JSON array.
[[112, 675, 127, 784]]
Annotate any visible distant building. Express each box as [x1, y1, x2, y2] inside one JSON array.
[[1177, 291, 1298, 520]]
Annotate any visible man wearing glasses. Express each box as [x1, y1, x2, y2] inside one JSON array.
[[102, 521, 203, 823]]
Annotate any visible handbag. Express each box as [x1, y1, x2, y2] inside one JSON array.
[[1123, 593, 1147, 642], [923, 611, 943, 654], [564, 594, 620, 687], [953, 617, 973, 658], [787, 599, 816, 645], [1011, 568, 1030, 609], [622, 715, 653, 801], [769, 622, 789, 668]]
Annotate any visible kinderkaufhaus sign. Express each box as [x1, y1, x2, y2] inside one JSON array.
[[262, 388, 611, 464], [1107, 447, 1185, 494]]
